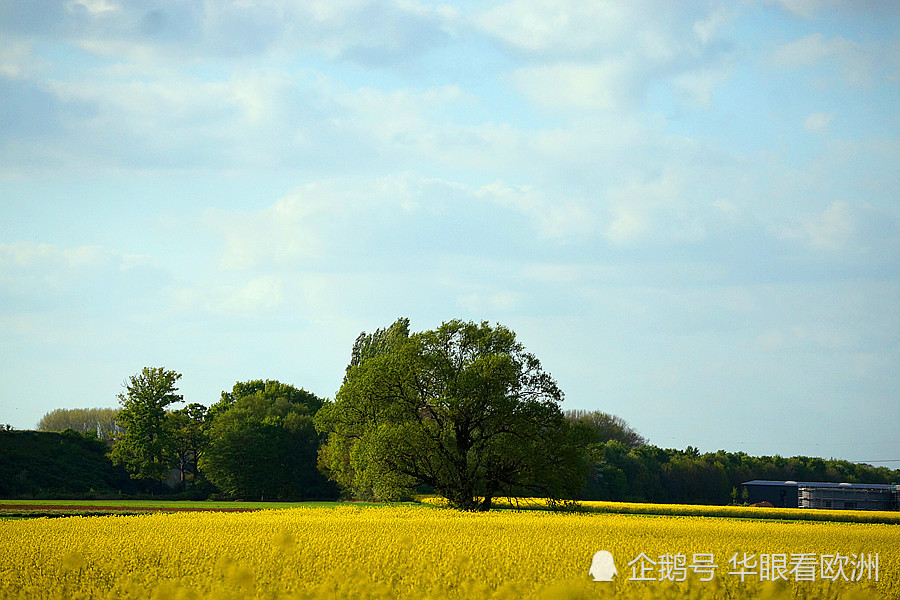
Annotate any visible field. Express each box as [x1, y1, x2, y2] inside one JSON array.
[[1, 502, 897, 599], [422, 496, 900, 525]]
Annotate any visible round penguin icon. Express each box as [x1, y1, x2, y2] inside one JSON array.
[[589, 550, 617, 581]]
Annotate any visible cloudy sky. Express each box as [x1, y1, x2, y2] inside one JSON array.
[[2, 0, 898, 464]]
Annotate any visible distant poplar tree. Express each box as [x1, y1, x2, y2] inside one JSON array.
[[565, 410, 647, 449], [37, 407, 121, 440]]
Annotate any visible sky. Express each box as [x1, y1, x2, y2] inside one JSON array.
[[1, 0, 898, 465]]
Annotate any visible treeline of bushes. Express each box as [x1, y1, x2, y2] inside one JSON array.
[[5, 418, 898, 504], [582, 441, 899, 505], [5, 370, 898, 503], [5, 431, 895, 505], [0, 429, 143, 498]]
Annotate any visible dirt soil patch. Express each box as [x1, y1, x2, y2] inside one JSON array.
[[0, 504, 260, 518], [1, 504, 256, 512]]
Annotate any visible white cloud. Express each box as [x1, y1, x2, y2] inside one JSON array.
[[0, 41, 48, 79], [776, 201, 856, 252], [475, 181, 598, 240], [334, 83, 469, 151], [0, 241, 150, 272], [475, 0, 633, 54], [70, 0, 118, 15], [473, 0, 732, 63], [2, 2, 734, 181], [35, 68, 300, 171], [692, 7, 734, 45], [510, 59, 636, 112], [205, 181, 342, 270], [7, 0, 455, 67], [774, 0, 828, 18], [802, 201, 856, 251], [174, 275, 284, 315], [490, 3, 736, 116], [803, 111, 834, 133], [22, 60, 480, 174], [601, 171, 711, 245], [457, 290, 520, 313], [605, 207, 649, 245], [0, 242, 163, 314], [771, 33, 875, 87], [206, 174, 601, 275], [772, 33, 840, 67], [672, 66, 732, 108], [205, 172, 476, 268]]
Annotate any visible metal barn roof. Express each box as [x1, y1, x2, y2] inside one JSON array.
[[742, 480, 893, 490]]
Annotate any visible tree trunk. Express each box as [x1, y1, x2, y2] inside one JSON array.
[[444, 483, 478, 511]]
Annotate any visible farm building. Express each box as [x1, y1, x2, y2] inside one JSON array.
[[742, 480, 899, 511]]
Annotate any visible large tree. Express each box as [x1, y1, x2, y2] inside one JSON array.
[[199, 380, 335, 500], [315, 318, 586, 511], [109, 367, 183, 484]]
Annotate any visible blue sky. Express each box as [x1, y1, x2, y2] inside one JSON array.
[[2, 0, 898, 464]]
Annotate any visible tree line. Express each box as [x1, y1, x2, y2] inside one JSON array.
[[106, 369, 336, 500], [0, 429, 137, 498], [578, 441, 899, 505], [21, 318, 900, 508]]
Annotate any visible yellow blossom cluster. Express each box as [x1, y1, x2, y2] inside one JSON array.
[[420, 496, 900, 524], [1, 505, 896, 599]]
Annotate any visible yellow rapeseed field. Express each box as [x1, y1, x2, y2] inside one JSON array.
[[448, 497, 900, 524], [1, 505, 897, 599]]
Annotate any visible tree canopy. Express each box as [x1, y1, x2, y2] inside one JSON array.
[[315, 318, 586, 511], [166, 403, 208, 491], [109, 367, 183, 484], [200, 380, 335, 500], [566, 410, 647, 449]]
